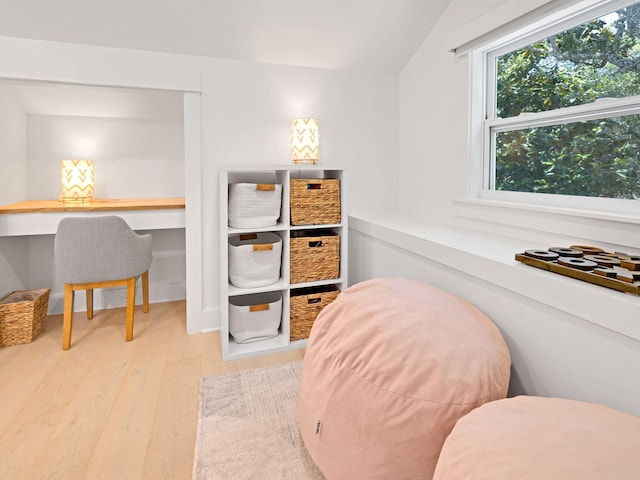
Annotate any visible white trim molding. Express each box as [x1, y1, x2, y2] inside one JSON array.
[[448, 0, 635, 56]]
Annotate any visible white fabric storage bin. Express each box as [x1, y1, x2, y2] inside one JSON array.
[[228, 183, 282, 229], [228, 232, 282, 288], [229, 291, 282, 343]]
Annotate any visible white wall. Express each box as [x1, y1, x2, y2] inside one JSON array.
[[389, 0, 640, 415], [0, 36, 399, 329], [0, 85, 27, 204], [398, 0, 473, 219], [199, 59, 398, 209], [0, 85, 29, 296], [199, 60, 399, 325], [0, 237, 28, 297], [398, 0, 550, 219], [26, 114, 185, 200], [349, 228, 640, 417]]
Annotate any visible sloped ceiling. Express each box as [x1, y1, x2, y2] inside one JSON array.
[[0, 0, 451, 74]]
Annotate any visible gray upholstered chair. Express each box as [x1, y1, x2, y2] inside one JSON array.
[[54, 215, 152, 350]]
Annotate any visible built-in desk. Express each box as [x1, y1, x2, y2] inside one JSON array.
[[0, 198, 186, 236]]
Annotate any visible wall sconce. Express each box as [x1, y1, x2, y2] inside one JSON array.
[[59, 159, 94, 203], [291, 118, 319, 165]]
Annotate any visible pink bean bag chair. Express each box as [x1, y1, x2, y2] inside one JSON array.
[[433, 395, 640, 480], [298, 277, 511, 480]]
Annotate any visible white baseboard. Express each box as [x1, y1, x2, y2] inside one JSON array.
[[199, 307, 221, 332], [46, 281, 222, 335], [46, 281, 186, 315]]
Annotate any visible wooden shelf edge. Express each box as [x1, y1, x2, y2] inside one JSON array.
[[0, 198, 185, 214]]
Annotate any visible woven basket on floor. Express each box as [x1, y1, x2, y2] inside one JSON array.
[[290, 285, 340, 341], [290, 231, 340, 284], [290, 179, 341, 225], [0, 288, 50, 347]]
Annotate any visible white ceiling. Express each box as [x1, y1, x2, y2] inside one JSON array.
[[0, 1, 452, 119], [0, 0, 451, 74]]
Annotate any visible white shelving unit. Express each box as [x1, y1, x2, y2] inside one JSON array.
[[220, 166, 347, 361]]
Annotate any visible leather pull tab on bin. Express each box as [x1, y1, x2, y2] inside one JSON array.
[[253, 244, 274, 251], [250, 303, 270, 312], [256, 184, 276, 191], [240, 233, 258, 241]]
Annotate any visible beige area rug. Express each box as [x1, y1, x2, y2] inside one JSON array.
[[192, 361, 324, 480]]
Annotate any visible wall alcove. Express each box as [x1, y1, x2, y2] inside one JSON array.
[[0, 78, 200, 330]]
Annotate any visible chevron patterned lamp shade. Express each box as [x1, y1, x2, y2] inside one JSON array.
[[60, 159, 94, 203], [291, 118, 319, 165]]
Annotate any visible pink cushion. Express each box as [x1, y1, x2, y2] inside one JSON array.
[[433, 396, 640, 480], [298, 278, 511, 480]]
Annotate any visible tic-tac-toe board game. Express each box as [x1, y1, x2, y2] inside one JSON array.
[[515, 245, 640, 295]]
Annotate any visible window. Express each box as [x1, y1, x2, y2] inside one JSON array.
[[483, 0, 640, 204]]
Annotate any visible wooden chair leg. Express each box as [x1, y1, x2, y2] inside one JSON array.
[[142, 270, 149, 313], [125, 277, 136, 341], [86, 288, 94, 319], [62, 284, 74, 350]]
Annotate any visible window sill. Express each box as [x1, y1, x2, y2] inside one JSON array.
[[452, 197, 640, 250], [349, 210, 640, 342]]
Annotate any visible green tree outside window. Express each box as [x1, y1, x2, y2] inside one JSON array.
[[494, 3, 640, 199]]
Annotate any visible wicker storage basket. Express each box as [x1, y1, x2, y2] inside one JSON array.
[[290, 285, 340, 341], [0, 288, 50, 347], [228, 232, 283, 288], [228, 183, 282, 229], [290, 230, 340, 284], [229, 291, 282, 344], [290, 179, 341, 225]]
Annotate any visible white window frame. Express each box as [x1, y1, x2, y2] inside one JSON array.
[[474, 0, 640, 218]]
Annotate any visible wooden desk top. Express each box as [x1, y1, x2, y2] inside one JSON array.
[[0, 198, 185, 214]]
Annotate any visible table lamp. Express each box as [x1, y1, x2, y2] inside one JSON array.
[[60, 159, 94, 203], [291, 118, 319, 165]]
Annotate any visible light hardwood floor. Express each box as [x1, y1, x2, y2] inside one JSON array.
[[0, 300, 304, 480]]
